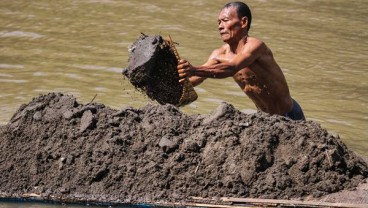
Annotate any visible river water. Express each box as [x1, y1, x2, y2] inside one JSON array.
[[0, 0, 367, 207]]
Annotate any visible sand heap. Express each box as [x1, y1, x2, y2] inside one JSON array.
[[0, 93, 367, 204]]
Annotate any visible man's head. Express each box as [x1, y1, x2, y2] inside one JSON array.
[[218, 2, 252, 43], [223, 2, 252, 31]]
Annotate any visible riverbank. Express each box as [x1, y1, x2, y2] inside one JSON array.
[[0, 93, 367, 206]]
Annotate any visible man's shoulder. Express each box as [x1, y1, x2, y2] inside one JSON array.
[[211, 44, 228, 55], [215, 44, 230, 53], [245, 37, 267, 53], [247, 37, 265, 46]]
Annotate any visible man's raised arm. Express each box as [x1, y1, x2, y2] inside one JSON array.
[[178, 48, 224, 86], [178, 40, 264, 80]]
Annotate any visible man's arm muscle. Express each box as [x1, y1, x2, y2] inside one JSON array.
[[193, 40, 264, 78]]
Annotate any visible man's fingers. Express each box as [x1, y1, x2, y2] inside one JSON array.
[[177, 59, 193, 83], [178, 72, 187, 78], [177, 64, 184, 70], [177, 62, 188, 69]]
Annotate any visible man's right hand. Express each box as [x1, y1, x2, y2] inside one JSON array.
[[177, 59, 195, 83]]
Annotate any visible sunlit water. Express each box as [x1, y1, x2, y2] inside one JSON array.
[[0, 0, 367, 206]]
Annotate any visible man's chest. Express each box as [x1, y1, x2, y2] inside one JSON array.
[[233, 67, 257, 84]]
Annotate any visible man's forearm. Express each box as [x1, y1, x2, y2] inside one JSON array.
[[192, 63, 236, 78], [189, 76, 206, 86]]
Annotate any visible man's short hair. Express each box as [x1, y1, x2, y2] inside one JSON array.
[[223, 2, 252, 31]]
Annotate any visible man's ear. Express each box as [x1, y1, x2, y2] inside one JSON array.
[[241, 17, 248, 29]]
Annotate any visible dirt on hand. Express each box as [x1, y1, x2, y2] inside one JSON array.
[[0, 93, 367, 205]]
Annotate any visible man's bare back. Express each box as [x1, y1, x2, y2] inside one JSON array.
[[178, 2, 305, 120]]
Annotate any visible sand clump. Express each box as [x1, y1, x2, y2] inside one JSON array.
[[122, 34, 197, 107], [0, 93, 367, 204]]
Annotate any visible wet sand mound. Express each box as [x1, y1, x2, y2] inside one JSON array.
[[0, 93, 367, 204]]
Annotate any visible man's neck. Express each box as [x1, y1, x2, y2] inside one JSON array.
[[228, 34, 248, 54]]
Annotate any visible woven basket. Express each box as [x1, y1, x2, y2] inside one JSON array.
[[165, 35, 198, 107], [123, 34, 198, 107], [177, 78, 198, 106]]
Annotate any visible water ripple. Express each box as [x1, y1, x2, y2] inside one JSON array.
[[0, 30, 44, 39], [72, 64, 123, 73], [0, 64, 24, 69]]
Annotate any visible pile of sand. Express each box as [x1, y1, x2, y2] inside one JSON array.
[[0, 93, 367, 204]]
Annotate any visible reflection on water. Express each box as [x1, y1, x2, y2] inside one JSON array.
[[0, 1, 367, 155]]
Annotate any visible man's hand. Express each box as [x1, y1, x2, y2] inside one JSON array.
[[177, 59, 195, 83]]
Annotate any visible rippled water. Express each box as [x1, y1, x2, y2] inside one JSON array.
[[1, 0, 367, 187]]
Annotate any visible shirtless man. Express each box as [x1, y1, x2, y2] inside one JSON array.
[[178, 1, 305, 120]]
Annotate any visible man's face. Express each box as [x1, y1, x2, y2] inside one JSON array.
[[218, 7, 245, 43]]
